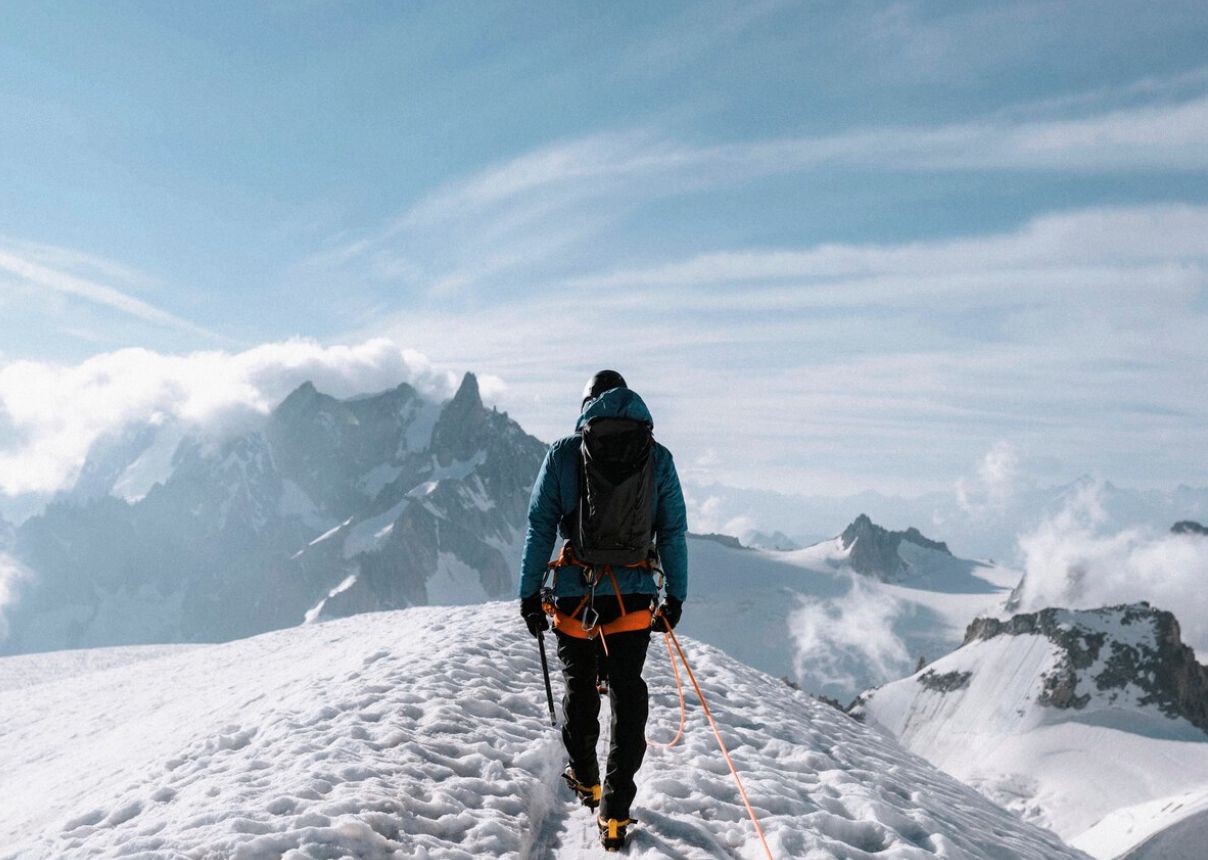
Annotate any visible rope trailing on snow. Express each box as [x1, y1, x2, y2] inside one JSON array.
[[647, 631, 686, 749], [655, 616, 776, 860]]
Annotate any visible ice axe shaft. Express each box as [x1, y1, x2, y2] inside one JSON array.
[[538, 631, 556, 726]]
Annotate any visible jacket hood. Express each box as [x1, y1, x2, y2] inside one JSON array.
[[576, 387, 653, 431]]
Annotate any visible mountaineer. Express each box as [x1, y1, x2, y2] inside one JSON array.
[[518, 370, 688, 851]]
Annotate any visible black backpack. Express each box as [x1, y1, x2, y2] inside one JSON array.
[[572, 417, 656, 566]]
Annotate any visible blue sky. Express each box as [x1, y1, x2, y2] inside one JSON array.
[[2, 1, 1208, 499]]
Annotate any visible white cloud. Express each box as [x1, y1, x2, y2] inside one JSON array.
[[683, 492, 754, 538], [956, 441, 1021, 515], [0, 339, 457, 496], [0, 552, 30, 640], [789, 576, 915, 692], [1014, 482, 1208, 651]]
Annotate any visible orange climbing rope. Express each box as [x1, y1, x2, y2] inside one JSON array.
[[647, 631, 686, 749], [653, 616, 776, 860]]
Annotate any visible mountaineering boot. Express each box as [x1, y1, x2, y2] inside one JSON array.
[[598, 816, 634, 852], [561, 765, 601, 809]]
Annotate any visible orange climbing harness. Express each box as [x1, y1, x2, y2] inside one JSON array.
[[542, 544, 656, 655], [649, 609, 777, 860]]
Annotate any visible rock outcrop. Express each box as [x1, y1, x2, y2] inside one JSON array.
[[965, 604, 1208, 731], [838, 513, 953, 580]]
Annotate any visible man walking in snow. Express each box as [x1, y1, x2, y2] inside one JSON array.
[[518, 370, 688, 851]]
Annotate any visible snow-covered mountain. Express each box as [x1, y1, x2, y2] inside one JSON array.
[[0, 601, 1090, 860], [826, 513, 956, 581], [854, 603, 1208, 858], [2, 373, 545, 654], [681, 517, 1018, 701]]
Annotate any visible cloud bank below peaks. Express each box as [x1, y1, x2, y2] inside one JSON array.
[[0, 339, 471, 497], [1014, 480, 1208, 652]]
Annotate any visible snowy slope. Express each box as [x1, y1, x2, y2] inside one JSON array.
[[855, 604, 1208, 858], [1080, 789, 1208, 859], [0, 602, 1087, 860], [682, 529, 1016, 701]]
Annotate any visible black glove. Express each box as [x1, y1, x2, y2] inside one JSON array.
[[652, 597, 683, 632], [520, 594, 549, 638]]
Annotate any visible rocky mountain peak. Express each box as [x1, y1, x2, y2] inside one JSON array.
[[450, 372, 482, 411], [838, 514, 952, 580], [272, 381, 330, 425], [430, 373, 489, 465], [965, 603, 1208, 732], [1172, 520, 1208, 536]]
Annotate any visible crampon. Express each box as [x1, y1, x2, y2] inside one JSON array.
[[561, 766, 601, 809], [598, 816, 635, 852]]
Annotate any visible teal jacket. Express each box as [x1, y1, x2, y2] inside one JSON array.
[[518, 388, 688, 601]]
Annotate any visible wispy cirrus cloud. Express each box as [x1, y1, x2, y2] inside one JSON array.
[[570, 203, 1208, 291], [0, 239, 225, 342], [353, 201, 1208, 494], [301, 86, 1208, 304], [296, 73, 1208, 495]]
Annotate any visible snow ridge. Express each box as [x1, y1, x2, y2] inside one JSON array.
[[0, 602, 1087, 860]]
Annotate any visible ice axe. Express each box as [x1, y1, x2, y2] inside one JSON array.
[[537, 630, 557, 726]]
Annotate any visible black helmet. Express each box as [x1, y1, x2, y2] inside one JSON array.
[[582, 369, 627, 407]]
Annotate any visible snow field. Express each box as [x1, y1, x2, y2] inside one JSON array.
[[0, 602, 1087, 859]]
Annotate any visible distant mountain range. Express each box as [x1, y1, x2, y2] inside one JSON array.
[[679, 516, 1017, 701], [686, 479, 1208, 562], [2, 373, 545, 654]]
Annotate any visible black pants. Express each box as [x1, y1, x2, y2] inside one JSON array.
[[555, 594, 652, 820]]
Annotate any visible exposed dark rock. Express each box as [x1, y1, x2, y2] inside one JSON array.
[[918, 669, 972, 692], [838, 514, 952, 581], [813, 692, 850, 713], [964, 604, 1208, 732], [1172, 520, 1208, 536], [689, 532, 746, 550]]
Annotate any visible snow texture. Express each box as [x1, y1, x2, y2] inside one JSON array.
[[0, 602, 1086, 860]]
